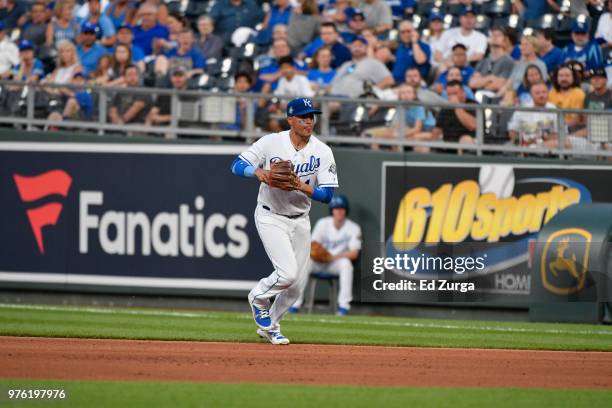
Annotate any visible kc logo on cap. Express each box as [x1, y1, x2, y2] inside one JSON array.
[[287, 97, 322, 117]]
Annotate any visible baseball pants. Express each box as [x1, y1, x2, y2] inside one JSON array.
[[292, 258, 354, 310], [248, 204, 311, 330]]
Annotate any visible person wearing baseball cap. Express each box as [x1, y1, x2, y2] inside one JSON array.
[[77, 21, 110, 76], [11, 40, 44, 82], [437, 4, 487, 66], [584, 68, 611, 111], [0, 21, 19, 77], [427, 11, 446, 68], [563, 19, 605, 71], [329, 33, 393, 98], [79, 0, 117, 47], [231, 94, 338, 344], [340, 8, 367, 43], [286, 97, 322, 117]]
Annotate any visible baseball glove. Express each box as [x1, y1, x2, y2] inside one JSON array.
[[310, 241, 333, 263], [268, 160, 300, 191]]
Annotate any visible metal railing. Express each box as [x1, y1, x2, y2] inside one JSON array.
[[0, 80, 610, 159]]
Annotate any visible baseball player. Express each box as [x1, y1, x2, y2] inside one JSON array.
[[230, 97, 339, 345], [290, 195, 361, 315]]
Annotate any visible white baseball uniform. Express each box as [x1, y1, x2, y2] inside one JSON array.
[[293, 216, 362, 310], [241, 130, 338, 330]]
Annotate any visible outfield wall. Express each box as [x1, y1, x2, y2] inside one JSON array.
[[1, 131, 611, 309]]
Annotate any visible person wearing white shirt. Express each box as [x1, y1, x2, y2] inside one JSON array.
[[595, 0, 612, 49], [436, 6, 487, 70], [290, 195, 362, 316], [0, 22, 19, 77], [274, 55, 315, 98], [507, 80, 559, 148]]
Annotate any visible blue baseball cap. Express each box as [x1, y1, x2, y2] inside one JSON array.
[[429, 11, 444, 22], [287, 98, 321, 117], [18, 39, 33, 51], [329, 195, 349, 213], [572, 20, 589, 33], [352, 35, 368, 45], [117, 24, 132, 32], [459, 5, 477, 16], [81, 21, 99, 34]]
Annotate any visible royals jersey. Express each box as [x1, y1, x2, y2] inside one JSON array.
[[239, 131, 339, 215], [312, 216, 362, 257]]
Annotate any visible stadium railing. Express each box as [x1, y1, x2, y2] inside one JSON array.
[[0, 80, 610, 159]]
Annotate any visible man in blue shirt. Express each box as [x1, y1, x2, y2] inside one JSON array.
[[77, 22, 109, 75], [536, 28, 564, 73], [131, 2, 169, 56], [433, 44, 474, 93], [78, 0, 116, 47], [392, 20, 430, 82], [158, 29, 206, 78], [563, 20, 605, 71], [209, 0, 264, 44], [300, 22, 351, 69], [116, 25, 145, 63]]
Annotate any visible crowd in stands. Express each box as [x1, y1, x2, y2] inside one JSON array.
[[0, 0, 610, 151]]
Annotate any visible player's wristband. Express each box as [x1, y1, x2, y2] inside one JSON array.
[[312, 186, 334, 203], [231, 157, 256, 178]]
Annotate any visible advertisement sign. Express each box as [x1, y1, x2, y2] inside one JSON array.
[[0, 143, 267, 291], [373, 162, 612, 303]]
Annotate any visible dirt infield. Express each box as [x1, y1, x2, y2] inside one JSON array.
[[1, 336, 611, 388]]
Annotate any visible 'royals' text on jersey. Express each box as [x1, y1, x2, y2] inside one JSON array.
[[313, 216, 362, 257], [239, 131, 339, 215]]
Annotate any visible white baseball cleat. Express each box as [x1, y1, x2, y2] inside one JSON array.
[[256, 328, 290, 345]]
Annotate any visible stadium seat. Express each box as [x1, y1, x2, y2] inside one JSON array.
[[492, 14, 523, 31], [416, 0, 441, 17], [444, 3, 465, 16], [206, 58, 222, 76], [185, 0, 209, 20], [410, 14, 429, 31], [481, 0, 512, 17], [555, 13, 575, 34], [525, 14, 555, 30], [166, 1, 182, 14], [443, 14, 459, 29], [475, 15, 491, 34]]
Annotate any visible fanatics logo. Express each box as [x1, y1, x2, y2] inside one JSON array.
[[13, 170, 73, 254]]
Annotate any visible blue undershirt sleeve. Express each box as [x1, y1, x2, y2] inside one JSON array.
[[311, 186, 335, 203], [231, 157, 256, 178]]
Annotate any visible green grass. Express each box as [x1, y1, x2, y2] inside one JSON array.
[[0, 380, 610, 408], [1, 304, 611, 351]]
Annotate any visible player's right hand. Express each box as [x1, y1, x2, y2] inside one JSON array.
[[255, 168, 270, 185]]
